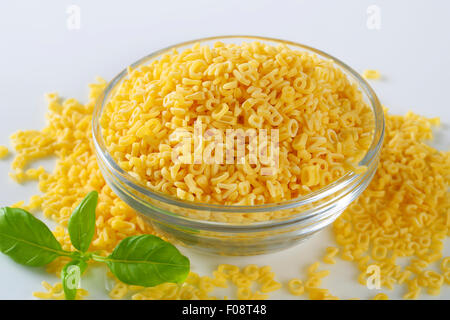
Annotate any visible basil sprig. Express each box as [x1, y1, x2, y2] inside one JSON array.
[[0, 191, 190, 300]]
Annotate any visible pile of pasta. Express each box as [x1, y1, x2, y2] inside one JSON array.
[[100, 41, 374, 205]]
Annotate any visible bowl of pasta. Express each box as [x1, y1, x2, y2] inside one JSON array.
[[92, 36, 384, 255]]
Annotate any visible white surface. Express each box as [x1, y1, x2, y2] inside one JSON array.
[[0, 0, 449, 300]]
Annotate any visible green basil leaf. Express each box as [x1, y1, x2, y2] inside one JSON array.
[[0, 207, 65, 266], [104, 235, 190, 287], [61, 259, 87, 300], [68, 191, 98, 252]]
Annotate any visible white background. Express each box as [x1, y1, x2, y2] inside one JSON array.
[[0, 0, 449, 300]]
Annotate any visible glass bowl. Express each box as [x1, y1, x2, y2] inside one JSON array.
[[92, 35, 385, 256]]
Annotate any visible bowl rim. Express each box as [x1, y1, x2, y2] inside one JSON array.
[[92, 35, 385, 214]]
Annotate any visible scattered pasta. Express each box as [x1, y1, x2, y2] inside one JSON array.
[[287, 261, 338, 300], [333, 110, 449, 299], [107, 264, 278, 300], [33, 281, 88, 300]]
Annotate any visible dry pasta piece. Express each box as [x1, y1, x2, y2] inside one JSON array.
[[251, 291, 269, 300], [212, 271, 228, 288], [307, 262, 321, 276], [109, 282, 128, 300], [260, 279, 282, 293], [372, 293, 389, 300], [308, 288, 331, 300], [231, 273, 252, 288], [323, 247, 339, 264], [199, 276, 216, 293], [0, 145, 9, 159], [362, 69, 381, 80], [403, 289, 421, 300], [440, 257, 450, 272], [217, 264, 240, 278], [444, 271, 450, 285], [237, 287, 252, 300], [287, 278, 305, 296], [304, 276, 322, 290], [242, 264, 260, 281]]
